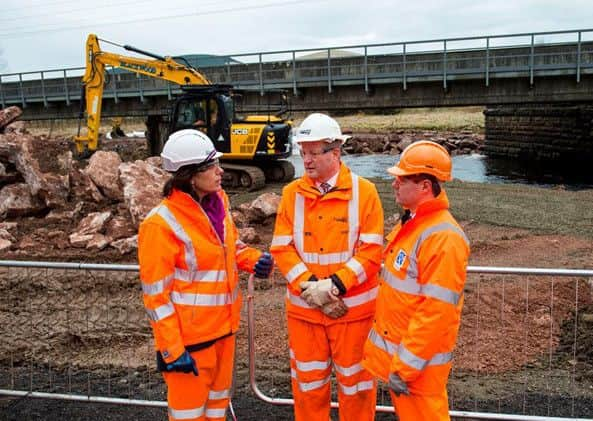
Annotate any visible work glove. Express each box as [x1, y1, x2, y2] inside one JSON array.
[[166, 350, 199, 376], [254, 252, 274, 279], [299, 278, 339, 307], [388, 372, 410, 396], [320, 293, 349, 319]]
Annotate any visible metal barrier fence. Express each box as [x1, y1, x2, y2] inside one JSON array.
[[0, 260, 592, 420], [1, 28, 593, 109]]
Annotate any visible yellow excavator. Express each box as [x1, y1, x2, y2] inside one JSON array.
[[75, 34, 295, 190]]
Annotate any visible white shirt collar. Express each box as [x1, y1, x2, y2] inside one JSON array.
[[316, 172, 339, 190]]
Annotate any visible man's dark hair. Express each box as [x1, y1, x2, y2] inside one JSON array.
[[407, 173, 441, 197]]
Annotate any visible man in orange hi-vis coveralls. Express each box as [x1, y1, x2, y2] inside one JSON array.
[[138, 129, 274, 421], [362, 140, 470, 421], [271, 113, 384, 421]]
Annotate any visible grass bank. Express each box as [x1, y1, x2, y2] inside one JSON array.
[[232, 179, 593, 240], [27, 107, 485, 137], [334, 107, 485, 133]]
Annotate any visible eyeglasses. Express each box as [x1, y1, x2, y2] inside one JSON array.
[[195, 158, 220, 172], [298, 147, 334, 159]]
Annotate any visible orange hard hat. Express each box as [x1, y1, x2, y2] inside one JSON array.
[[387, 141, 452, 181]]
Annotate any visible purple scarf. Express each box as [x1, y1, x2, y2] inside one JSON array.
[[200, 193, 226, 241]]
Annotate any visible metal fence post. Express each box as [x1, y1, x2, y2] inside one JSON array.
[[259, 53, 264, 96], [485, 37, 490, 87], [403, 43, 407, 91], [137, 73, 144, 103], [327, 48, 332, 93], [40, 71, 48, 107], [292, 51, 297, 95], [63, 70, 70, 106], [443, 39, 448, 90], [0, 75, 5, 108], [226, 58, 231, 84], [110, 68, 119, 104], [364, 46, 369, 94], [530, 34, 535, 86], [576, 31, 582, 83], [18, 73, 26, 108]]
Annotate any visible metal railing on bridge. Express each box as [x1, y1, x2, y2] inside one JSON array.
[[1, 28, 593, 111], [0, 259, 592, 420]]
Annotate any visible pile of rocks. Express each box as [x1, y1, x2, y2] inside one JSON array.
[[0, 107, 281, 257], [343, 130, 484, 156]]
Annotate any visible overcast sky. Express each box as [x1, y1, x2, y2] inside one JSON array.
[[1, 0, 593, 74]]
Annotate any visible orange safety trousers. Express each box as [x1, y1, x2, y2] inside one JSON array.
[[288, 316, 376, 421], [389, 387, 450, 421], [163, 334, 235, 421]]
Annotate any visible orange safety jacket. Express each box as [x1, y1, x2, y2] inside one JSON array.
[[138, 189, 261, 364], [363, 190, 470, 394], [271, 163, 383, 324]]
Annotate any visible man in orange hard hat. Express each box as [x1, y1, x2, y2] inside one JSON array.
[[362, 140, 470, 421]]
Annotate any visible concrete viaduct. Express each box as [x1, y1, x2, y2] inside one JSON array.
[[1, 28, 592, 160]]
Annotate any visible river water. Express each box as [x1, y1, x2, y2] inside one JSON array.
[[286, 153, 593, 189]]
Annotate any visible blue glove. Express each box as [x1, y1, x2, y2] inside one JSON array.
[[166, 350, 198, 376], [254, 252, 274, 279]]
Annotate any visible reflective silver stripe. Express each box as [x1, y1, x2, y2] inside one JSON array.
[[169, 405, 205, 420], [146, 302, 175, 321], [205, 408, 226, 418], [342, 286, 377, 307], [142, 274, 174, 295], [345, 257, 367, 284], [419, 222, 469, 247], [334, 361, 363, 377], [368, 328, 397, 355], [398, 343, 452, 370], [367, 328, 452, 369], [170, 286, 239, 306], [291, 369, 331, 392], [296, 358, 331, 372], [359, 233, 383, 245], [339, 379, 375, 396], [174, 268, 227, 283], [288, 286, 377, 309], [286, 262, 308, 283], [348, 173, 359, 253], [293, 193, 305, 253], [271, 235, 292, 247], [301, 251, 350, 265], [382, 267, 461, 305], [208, 389, 230, 400], [155, 205, 197, 273]]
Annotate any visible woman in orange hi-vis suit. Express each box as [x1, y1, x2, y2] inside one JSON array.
[[138, 129, 274, 421], [362, 141, 470, 421], [271, 113, 384, 421]]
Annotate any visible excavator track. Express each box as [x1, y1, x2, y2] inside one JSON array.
[[221, 163, 266, 191], [262, 160, 296, 182]]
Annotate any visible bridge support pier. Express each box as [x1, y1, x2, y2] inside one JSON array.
[[484, 104, 593, 162]]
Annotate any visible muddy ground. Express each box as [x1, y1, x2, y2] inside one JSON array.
[[1, 136, 593, 420]]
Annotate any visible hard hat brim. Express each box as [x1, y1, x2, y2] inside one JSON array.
[[295, 134, 351, 144], [387, 165, 413, 177]]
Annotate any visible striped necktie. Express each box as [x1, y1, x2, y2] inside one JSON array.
[[320, 182, 331, 194]]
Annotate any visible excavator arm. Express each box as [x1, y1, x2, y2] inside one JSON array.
[[74, 34, 211, 153]]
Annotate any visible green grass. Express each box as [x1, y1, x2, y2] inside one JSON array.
[[235, 179, 593, 240], [373, 178, 593, 239]]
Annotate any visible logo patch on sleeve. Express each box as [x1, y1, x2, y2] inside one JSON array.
[[394, 249, 407, 270]]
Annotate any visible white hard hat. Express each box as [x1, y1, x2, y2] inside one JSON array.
[[294, 113, 350, 144], [161, 129, 223, 172]]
